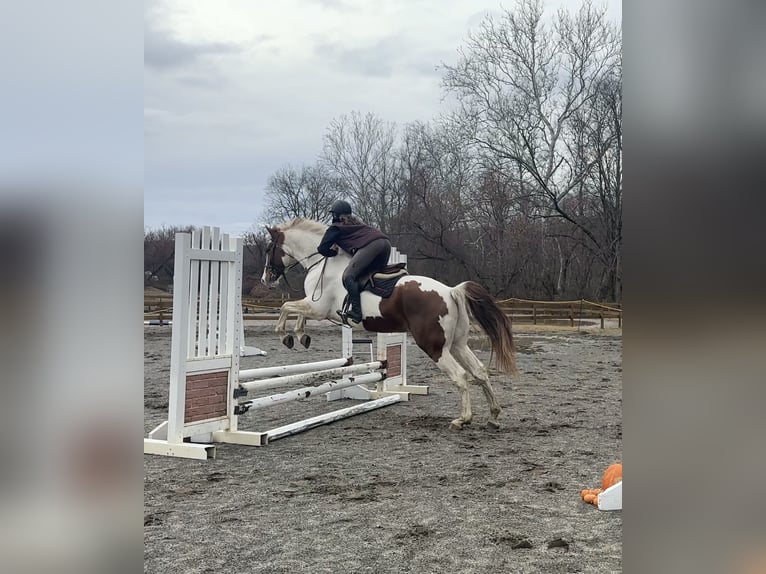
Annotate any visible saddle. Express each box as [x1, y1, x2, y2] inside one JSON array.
[[338, 263, 408, 324], [355, 263, 408, 298]]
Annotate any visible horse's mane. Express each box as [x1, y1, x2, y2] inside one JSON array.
[[279, 218, 328, 236]]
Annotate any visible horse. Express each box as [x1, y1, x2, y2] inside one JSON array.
[[261, 218, 518, 429]]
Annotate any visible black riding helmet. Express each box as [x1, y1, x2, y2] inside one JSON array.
[[329, 199, 352, 222]]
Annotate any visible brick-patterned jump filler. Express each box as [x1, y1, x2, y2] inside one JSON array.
[[144, 226, 422, 460], [184, 371, 229, 423]]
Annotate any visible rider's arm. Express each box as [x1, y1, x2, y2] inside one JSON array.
[[317, 227, 340, 257]]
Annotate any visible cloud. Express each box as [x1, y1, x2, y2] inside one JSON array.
[[144, 8, 239, 70], [175, 73, 227, 90], [144, 29, 239, 70], [315, 34, 440, 78], [313, 0, 358, 10]]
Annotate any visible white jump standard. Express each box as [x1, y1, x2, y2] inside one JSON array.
[[143, 226, 412, 460]]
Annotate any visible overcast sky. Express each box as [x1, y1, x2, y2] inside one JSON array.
[[144, 0, 621, 236]]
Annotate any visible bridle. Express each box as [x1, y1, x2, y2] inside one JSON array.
[[265, 239, 324, 292]]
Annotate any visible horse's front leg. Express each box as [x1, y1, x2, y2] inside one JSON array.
[[275, 299, 326, 349], [293, 303, 334, 348], [275, 301, 303, 348], [293, 313, 311, 349]]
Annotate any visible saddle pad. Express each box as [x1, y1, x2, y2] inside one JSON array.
[[366, 265, 408, 299], [372, 262, 407, 279], [372, 268, 408, 281]]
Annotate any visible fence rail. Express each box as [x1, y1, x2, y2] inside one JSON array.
[[497, 298, 622, 328], [146, 294, 622, 329]]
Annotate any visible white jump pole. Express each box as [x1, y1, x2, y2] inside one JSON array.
[[240, 361, 383, 393], [239, 357, 351, 381], [265, 395, 401, 442], [237, 372, 385, 411]]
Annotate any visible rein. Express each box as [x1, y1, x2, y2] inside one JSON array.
[[310, 257, 330, 302]]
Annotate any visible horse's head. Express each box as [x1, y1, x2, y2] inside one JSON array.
[[261, 226, 293, 287], [261, 219, 331, 288]]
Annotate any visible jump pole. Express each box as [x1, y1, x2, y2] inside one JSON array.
[[264, 395, 401, 442], [239, 357, 351, 381], [236, 372, 385, 412], [240, 361, 383, 393]]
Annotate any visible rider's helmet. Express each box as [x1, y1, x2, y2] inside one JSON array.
[[329, 199, 352, 222]]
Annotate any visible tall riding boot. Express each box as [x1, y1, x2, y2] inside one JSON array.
[[343, 279, 363, 323]]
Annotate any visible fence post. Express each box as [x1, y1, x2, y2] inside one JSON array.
[[569, 304, 574, 327], [600, 313, 604, 329], [532, 303, 537, 325]]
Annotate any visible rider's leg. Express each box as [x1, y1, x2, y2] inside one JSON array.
[[339, 239, 389, 323], [342, 273, 363, 323]]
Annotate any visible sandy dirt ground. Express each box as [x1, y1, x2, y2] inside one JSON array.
[[144, 321, 622, 573]]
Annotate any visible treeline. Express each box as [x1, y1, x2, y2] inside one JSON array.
[[146, 0, 622, 302]]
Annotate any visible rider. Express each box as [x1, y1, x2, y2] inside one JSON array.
[[317, 199, 391, 324]]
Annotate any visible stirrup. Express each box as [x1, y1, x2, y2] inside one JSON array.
[[337, 308, 361, 326]]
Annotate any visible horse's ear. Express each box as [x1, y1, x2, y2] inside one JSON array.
[[265, 226, 277, 239]]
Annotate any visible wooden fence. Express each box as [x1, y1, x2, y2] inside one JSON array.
[[497, 298, 622, 329], [146, 293, 621, 329]]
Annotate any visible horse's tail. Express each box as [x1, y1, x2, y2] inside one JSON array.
[[452, 281, 518, 376]]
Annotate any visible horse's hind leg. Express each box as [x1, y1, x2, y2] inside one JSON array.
[[409, 311, 472, 429], [434, 350, 473, 430], [453, 344, 502, 428]]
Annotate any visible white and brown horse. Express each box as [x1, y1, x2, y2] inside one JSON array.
[[261, 218, 518, 429]]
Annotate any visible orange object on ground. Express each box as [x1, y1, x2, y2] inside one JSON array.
[[581, 463, 622, 506]]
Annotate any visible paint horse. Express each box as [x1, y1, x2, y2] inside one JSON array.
[[261, 218, 517, 429]]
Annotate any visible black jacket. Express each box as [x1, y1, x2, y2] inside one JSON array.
[[318, 223, 388, 257]]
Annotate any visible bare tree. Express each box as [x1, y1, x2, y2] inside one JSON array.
[[442, 0, 622, 298], [587, 69, 622, 299], [467, 168, 537, 295], [397, 121, 476, 283], [321, 111, 402, 231], [264, 163, 342, 222]]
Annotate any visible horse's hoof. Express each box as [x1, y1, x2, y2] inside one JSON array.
[[450, 420, 464, 430], [300, 334, 311, 348], [487, 420, 501, 430], [282, 335, 294, 349]]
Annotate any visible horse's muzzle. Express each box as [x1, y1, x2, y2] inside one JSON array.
[[261, 269, 281, 288]]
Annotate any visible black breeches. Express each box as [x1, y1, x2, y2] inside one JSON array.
[[342, 238, 391, 287]]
